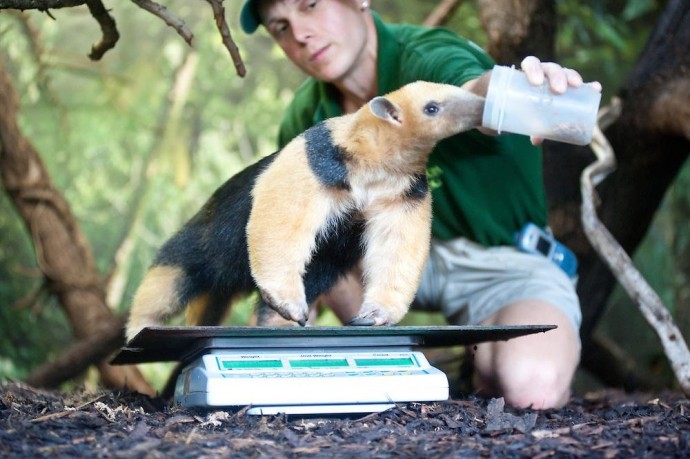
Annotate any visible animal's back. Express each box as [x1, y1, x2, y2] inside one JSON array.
[[151, 154, 277, 306]]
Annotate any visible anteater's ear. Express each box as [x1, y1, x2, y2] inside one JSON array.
[[369, 96, 402, 125]]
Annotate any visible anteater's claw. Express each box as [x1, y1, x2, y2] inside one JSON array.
[[347, 316, 376, 326]]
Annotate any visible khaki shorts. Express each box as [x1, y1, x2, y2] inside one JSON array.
[[413, 238, 582, 331]]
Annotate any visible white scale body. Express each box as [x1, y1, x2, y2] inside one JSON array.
[[114, 325, 553, 415], [174, 345, 448, 415]]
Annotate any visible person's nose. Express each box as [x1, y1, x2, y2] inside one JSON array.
[[291, 18, 314, 44]]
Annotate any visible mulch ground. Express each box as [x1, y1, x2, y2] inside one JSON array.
[[1, 382, 688, 458]]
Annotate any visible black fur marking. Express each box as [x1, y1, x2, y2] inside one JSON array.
[[303, 210, 364, 304], [304, 122, 350, 190], [151, 149, 363, 317], [153, 153, 278, 306], [405, 174, 429, 201]]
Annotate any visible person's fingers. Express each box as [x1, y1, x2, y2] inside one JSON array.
[[520, 56, 544, 86], [520, 56, 602, 95], [541, 62, 568, 93], [588, 81, 603, 93], [563, 67, 584, 88]]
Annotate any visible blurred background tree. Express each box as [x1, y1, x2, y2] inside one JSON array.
[[0, 0, 686, 393]]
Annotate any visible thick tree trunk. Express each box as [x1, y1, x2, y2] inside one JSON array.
[[0, 64, 153, 395], [477, 0, 556, 64]]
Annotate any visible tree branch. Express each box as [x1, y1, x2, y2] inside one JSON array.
[[0, 0, 85, 8], [581, 100, 690, 396], [423, 0, 463, 28], [206, 0, 246, 77], [25, 317, 122, 386], [129, 0, 193, 46], [85, 0, 119, 61], [25, 315, 156, 396]]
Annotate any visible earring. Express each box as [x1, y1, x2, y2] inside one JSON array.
[[361, 1, 369, 10]]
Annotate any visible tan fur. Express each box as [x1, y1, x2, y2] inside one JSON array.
[[184, 293, 211, 325], [249, 81, 484, 325], [357, 193, 432, 324], [248, 137, 353, 323], [126, 81, 484, 335], [126, 266, 183, 339]]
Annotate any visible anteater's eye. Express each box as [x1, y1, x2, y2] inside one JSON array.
[[424, 102, 440, 116]]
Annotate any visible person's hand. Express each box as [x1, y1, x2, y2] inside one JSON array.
[[520, 56, 602, 145]]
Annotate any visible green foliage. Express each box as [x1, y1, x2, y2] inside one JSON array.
[[555, 0, 663, 100]]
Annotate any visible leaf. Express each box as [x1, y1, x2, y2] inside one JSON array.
[[622, 0, 657, 21]]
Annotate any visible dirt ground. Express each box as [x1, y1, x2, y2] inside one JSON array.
[[1, 382, 688, 458]]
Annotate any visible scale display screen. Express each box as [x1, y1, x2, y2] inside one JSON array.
[[220, 359, 283, 370], [216, 354, 420, 372]]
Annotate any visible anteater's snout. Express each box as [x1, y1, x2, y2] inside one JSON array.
[[452, 91, 485, 132]]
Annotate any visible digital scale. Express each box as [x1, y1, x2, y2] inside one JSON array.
[[112, 325, 555, 415]]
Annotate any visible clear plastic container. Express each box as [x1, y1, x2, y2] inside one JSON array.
[[482, 65, 601, 146]]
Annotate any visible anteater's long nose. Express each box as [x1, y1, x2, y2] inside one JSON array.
[[453, 92, 485, 133]]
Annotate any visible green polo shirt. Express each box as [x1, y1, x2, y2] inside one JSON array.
[[277, 13, 547, 247]]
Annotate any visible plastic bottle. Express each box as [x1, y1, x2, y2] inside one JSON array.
[[482, 65, 602, 146]]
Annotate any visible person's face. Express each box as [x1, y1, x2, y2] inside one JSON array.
[[259, 0, 370, 83]]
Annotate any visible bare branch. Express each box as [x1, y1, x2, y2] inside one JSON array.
[[25, 315, 155, 395], [0, 0, 86, 8], [424, 0, 463, 28], [581, 101, 690, 396], [206, 0, 246, 77], [129, 0, 193, 46], [85, 0, 119, 61]]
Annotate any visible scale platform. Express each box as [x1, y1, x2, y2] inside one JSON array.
[[112, 325, 555, 415]]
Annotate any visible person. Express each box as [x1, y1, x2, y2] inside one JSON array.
[[238, 0, 601, 409]]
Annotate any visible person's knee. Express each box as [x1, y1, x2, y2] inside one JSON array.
[[497, 354, 575, 409]]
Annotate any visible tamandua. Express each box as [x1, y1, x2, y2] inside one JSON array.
[[125, 81, 485, 341]]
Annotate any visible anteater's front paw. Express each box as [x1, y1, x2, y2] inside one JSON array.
[[347, 304, 397, 326], [259, 289, 309, 326]]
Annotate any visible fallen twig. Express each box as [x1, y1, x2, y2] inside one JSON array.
[[30, 393, 108, 423]]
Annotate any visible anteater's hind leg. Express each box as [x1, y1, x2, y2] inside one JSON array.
[[126, 266, 185, 341], [184, 292, 238, 328]]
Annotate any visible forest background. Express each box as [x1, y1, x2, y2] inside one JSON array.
[[0, 0, 685, 393]]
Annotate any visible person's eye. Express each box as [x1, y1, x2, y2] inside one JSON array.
[[270, 22, 289, 37]]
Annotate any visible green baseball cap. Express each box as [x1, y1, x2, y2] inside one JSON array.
[[240, 0, 261, 34]]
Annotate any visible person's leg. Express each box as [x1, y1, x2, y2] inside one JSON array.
[[421, 238, 582, 409], [470, 300, 580, 409]]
